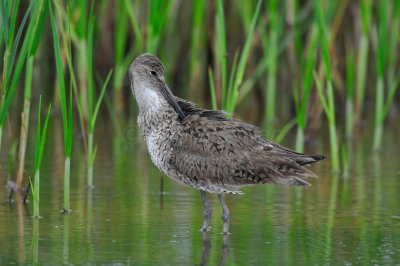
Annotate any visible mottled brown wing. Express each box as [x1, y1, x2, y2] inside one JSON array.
[[171, 104, 323, 188]]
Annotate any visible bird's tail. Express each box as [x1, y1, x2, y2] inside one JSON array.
[[294, 154, 327, 166]]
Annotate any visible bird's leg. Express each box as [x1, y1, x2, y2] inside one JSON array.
[[218, 193, 230, 235], [200, 190, 212, 232]]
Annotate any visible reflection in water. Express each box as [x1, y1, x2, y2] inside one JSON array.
[[17, 193, 28, 265], [63, 215, 69, 264], [198, 233, 229, 266], [324, 173, 339, 263], [86, 189, 94, 262], [220, 235, 229, 266], [199, 233, 210, 266], [32, 219, 39, 265], [160, 175, 164, 209]]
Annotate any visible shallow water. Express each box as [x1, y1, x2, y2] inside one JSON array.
[[1, 119, 400, 265]]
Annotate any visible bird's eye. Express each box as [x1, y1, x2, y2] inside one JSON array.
[[150, 71, 157, 76]]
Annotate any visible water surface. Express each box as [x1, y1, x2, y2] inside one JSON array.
[[1, 120, 399, 265]]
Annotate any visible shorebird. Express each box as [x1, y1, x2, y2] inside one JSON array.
[[129, 53, 326, 234]]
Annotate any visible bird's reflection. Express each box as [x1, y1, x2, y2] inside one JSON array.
[[198, 232, 229, 266]]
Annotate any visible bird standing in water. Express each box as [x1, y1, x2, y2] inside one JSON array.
[[129, 54, 326, 234]]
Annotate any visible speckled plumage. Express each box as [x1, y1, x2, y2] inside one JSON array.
[[129, 53, 326, 233]]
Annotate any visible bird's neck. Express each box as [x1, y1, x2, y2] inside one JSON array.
[[134, 80, 169, 116], [134, 81, 179, 135]]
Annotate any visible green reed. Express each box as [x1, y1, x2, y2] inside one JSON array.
[[113, 0, 129, 96], [16, 0, 47, 189], [113, 0, 140, 111], [1, 0, 400, 187], [355, 0, 372, 119], [31, 96, 51, 218], [85, 0, 112, 189], [49, 0, 73, 212], [210, 0, 261, 114], [124, 0, 143, 52], [73, 1, 89, 120], [262, 0, 280, 137], [189, 0, 206, 98], [7, 141, 17, 182], [373, 1, 400, 151], [387, 1, 400, 86], [146, 0, 172, 54], [293, 25, 318, 152], [345, 46, 355, 139], [372, 1, 386, 151], [314, 0, 339, 173], [0, 0, 31, 152]]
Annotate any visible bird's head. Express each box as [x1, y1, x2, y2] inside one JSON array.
[[129, 54, 185, 119]]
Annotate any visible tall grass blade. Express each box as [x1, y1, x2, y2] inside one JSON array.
[[208, 68, 218, 110], [372, 0, 389, 151], [16, 0, 48, 189], [314, 72, 340, 173], [263, 0, 279, 137], [0, 2, 33, 151], [355, 0, 372, 120], [32, 96, 51, 218], [211, 0, 261, 114], [146, 0, 172, 54], [88, 70, 113, 188], [345, 46, 355, 139], [294, 25, 318, 152], [315, 0, 340, 173], [49, 0, 73, 212]]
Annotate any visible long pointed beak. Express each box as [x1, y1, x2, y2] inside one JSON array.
[[159, 83, 186, 120]]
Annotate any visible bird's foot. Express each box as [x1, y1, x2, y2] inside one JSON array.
[[200, 226, 211, 232]]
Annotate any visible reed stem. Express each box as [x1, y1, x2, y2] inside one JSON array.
[[373, 78, 384, 151], [63, 157, 71, 212], [345, 98, 353, 139], [345, 48, 355, 139], [355, 0, 372, 119], [33, 170, 40, 218], [87, 132, 94, 188], [16, 56, 33, 189], [355, 36, 369, 119], [78, 42, 88, 119], [295, 128, 304, 153], [32, 95, 50, 218], [0, 126, 3, 154], [328, 110, 339, 171]]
